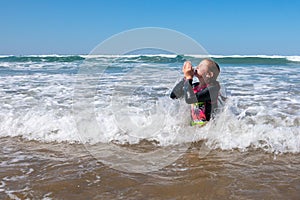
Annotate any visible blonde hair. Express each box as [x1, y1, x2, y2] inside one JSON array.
[[203, 58, 220, 82]]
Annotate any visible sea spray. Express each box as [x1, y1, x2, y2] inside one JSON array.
[[0, 55, 299, 153]]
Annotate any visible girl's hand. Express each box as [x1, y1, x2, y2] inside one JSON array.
[[182, 61, 194, 79]]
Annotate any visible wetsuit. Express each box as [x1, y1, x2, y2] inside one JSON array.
[[170, 78, 220, 125]]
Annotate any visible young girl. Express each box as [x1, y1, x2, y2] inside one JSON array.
[[170, 59, 220, 126]]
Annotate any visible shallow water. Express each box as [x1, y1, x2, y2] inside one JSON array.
[[1, 137, 300, 199], [0, 55, 300, 199]]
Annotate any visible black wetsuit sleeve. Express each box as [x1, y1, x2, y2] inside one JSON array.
[[170, 78, 185, 99], [183, 79, 197, 103]]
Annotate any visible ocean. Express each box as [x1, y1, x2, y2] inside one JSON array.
[[0, 54, 299, 199]]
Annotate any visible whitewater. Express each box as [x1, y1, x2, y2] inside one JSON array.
[[1, 54, 300, 199], [0, 54, 299, 154]]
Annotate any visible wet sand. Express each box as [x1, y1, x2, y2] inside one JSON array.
[[1, 137, 300, 199]]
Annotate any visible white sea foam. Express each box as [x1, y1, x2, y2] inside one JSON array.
[[0, 56, 299, 154], [210, 54, 287, 58], [286, 56, 300, 62]]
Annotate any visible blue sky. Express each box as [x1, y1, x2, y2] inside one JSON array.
[[1, 0, 299, 55]]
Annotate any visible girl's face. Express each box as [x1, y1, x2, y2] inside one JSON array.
[[194, 60, 212, 83]]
